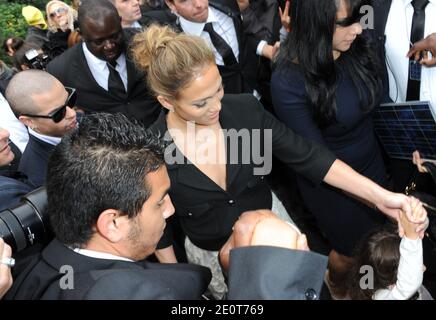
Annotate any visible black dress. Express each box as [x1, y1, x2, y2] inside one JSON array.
[[152, 93, 336, 251], [271, 60, 388, 256]]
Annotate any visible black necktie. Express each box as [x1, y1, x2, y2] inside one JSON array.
[[406, 0, 429, 101], [107, 61, 126, 98], [203, 22, 237, 66]]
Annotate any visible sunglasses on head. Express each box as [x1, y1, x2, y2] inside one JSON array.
[[22, 87, 77, 123], [49, 7, 68, 18]]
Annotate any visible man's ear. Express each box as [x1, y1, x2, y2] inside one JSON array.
[[157, 95, 175, 112], [165, 0, 176, 13], [96, 209, 130, 243], [18, 116, 34, 129]]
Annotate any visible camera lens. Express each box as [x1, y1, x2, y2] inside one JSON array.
[[0, 188, 48, 253], [0, 210, 26, 252]]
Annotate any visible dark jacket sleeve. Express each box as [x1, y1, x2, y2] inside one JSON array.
[[227, 246, 328, 300], [252, 93, 336, 184], [0, 176, 33, 211], [240, 0, 281, 44]]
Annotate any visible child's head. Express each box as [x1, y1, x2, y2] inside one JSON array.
[[347, 224, 401, 299]]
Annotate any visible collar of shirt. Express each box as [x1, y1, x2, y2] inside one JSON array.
[[402, 0, 436, 7], [72, 247, 134, 262], [82, 42, 127, 73], [28, 127, 61, 146], [82, 42, 128, 91], [178, 7, 218, 36], [130, 20, 142, 29]]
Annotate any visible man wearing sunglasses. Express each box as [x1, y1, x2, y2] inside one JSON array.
[[45, 0, 160, 127], [5, 70, 77, 188]]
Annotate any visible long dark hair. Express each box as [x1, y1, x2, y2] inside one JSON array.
[[276, 0, 383, 128]]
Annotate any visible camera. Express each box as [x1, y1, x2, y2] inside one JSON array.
[[0, 188, 50, 253], [24, 49, 49, 70]]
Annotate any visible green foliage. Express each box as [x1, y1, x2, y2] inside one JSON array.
[[0, 1, 27, 64], [0, 0, 48, 10], [0, 1, 72, 64]]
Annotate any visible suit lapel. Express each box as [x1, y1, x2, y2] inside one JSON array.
[[126, 57, 141, 95], [210, 0, 243, 60], [153, 111, 225, 192], [175, 164, 222, 192], [154, 100, 244, 192], [373, 0, 392, 37]]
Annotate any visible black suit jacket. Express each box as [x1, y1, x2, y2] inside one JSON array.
[[5, 239, 328, 300], [0, 174, 32, 211], [46, 39, 161, 127], [141, 0, 261, 94], [5, 239, 211, 300], [152, 94, 336, 251], [18, 134, 56, 188], [372, 0, 393, 103]]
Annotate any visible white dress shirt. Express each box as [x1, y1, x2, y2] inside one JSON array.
[[385, 0, 436, 112], [179, 7, 240, 65], [373, 237, 423, 300], [178, 7, 263, 99], [0, 92, 29, 153], [28, 127, 61, 146], [130, 21, 142, 29], [72, 247, 134, 262], [82, 43, 128, 92]]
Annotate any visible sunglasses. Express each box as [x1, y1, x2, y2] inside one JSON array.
[[49, 7, 68, 18], [22, 87, 77, 123]]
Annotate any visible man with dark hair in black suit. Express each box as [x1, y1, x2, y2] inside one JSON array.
[[46, 0, 160, 127]]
